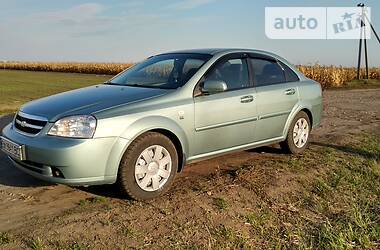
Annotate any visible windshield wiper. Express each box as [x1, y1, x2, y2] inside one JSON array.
[[104, 82, 125, 86], [104, 82, 175, 89], [125, 84, 176, 89], [126, 84, 159, 88]]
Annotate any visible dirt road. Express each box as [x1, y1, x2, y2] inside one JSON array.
[[0, 88, 379, 249]]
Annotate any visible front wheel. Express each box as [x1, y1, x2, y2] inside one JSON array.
[[116, 132, 178, 201], [280, 111, 311, 154]]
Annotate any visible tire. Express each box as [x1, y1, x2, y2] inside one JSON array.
[[280, 111, 311, 154], [116, 132, 178, 201]]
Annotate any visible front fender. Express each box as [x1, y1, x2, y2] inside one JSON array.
[[119, 116, 189, 158]]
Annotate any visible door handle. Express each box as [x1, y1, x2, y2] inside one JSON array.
[[240, 95, 254, 103], [285, 88, 296, 95]]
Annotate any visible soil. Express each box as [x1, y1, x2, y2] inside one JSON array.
[[0, 88, 379, 248]]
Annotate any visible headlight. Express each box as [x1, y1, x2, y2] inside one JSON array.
[[48, 115, 97, 138]]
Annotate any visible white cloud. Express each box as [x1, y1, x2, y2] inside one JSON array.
[[27, 3, 121, 38], [2, 2, 214, 39], [35, 3, 105, 24], [26, 3, 181, 37], [167, 0, 217, 10]]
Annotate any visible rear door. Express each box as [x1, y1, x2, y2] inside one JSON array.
[[192, 54, 258, 155], [249, 56, 300, 142]]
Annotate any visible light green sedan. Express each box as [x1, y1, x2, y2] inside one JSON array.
[[1, 49, 322, 200]]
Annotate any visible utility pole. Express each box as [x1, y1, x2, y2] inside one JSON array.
[[356, 3, 380, 80]]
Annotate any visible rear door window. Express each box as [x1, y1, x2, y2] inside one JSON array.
[[250, 58, 286, 87]]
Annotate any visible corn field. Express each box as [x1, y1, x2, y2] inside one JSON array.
[[0, 62, 133, 75], [0, 61, 379, 89], [297, 65, 380, 88]]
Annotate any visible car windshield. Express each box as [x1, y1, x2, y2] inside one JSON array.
[[108, 53, 212, 89]]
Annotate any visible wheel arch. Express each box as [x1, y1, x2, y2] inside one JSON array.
[[118, 116, 189, 173], [300, 108, 313, 128], [150, 128, 185, 172], [283, 104, 314, 138]]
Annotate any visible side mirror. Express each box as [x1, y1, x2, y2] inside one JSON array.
[[202, 80, 227, 94]]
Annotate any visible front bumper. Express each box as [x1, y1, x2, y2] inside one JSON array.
[[1, 123, 129, 186]]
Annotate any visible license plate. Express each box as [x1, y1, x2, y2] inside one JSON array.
[[0, 136, 25, 161]]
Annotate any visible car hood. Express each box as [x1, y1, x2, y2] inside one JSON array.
[[20, 84, 171, 121]]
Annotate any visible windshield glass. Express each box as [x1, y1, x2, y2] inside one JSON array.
[[109, 53, 212, 89]]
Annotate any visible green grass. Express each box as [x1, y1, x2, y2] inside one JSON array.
[[209, 134, 379, 249], [213, 225, 248, 249], [122, 226, 138, 238], [0, 232, 11, 245], [310, 136, 380, 249], [245, 210, 272, 229], [272, 135, 379, 248], [66, 241, 88, 250], [27, 237, 44, 250], [0, 70, 110, 115], [78, 196, 107, 206], [213, 197, 228, 211], [341, 79, 380, 89], [46, 239, 89, 250]]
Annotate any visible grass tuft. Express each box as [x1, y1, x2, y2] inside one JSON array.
[[214, 225, 248, 248], [213, 197, 228, 211], [122, 226, 138, 238], [79, 196, 107, 206], [312, 178, 331, 197], [66, 241, 88, 250], [0, 232, 11, 245], [27, 237, 44, 250]]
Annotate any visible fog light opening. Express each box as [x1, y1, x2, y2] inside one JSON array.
[[51, 167, 65, 178]]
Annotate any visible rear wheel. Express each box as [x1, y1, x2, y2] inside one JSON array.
[[116, 132, 178, 200], [280, 111, 311, 154]]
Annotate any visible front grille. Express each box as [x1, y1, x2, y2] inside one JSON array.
[[14, 112, 48, 135]]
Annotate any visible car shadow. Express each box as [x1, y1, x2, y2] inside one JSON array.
[[77, 185, 125, 199], [246, 145, 286, 154], [0, 114, 52, 187], [311, 141, 379, 160]]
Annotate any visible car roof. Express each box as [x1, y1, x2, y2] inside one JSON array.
[[161, 48, 269, 56], [158, 48, 306, 80]]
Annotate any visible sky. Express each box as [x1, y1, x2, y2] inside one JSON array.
[[0, 0, 379, 66]]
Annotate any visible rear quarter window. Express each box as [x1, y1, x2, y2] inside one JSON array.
[[279, 62, 300, 82]]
